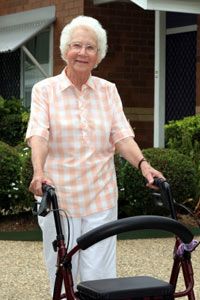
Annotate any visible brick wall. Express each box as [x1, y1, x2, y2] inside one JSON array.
[[84, 0, 155, 147], [53, 0, 84, 74], [0, 0, 154, 147]]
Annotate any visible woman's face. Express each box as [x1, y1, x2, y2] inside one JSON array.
[[65, 27, 99, 75]]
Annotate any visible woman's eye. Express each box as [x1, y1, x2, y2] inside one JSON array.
[[87, 45, 94, 51], [73, 43, 82, 49]]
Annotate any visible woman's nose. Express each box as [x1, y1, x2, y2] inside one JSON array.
[[79, 46, 87, 55]]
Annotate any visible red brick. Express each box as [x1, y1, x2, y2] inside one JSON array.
[[1, 0, 199, 147]]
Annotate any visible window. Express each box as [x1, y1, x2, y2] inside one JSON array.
[[21, 26, 53, 107]]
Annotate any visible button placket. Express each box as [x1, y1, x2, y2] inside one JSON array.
[[78, 95, 89, 143]]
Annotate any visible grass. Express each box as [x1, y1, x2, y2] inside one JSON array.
[[0, 227, 199, 241]]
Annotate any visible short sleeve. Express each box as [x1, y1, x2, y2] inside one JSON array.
[[109, 84, 134, 145], [25, 82, 50, 144]]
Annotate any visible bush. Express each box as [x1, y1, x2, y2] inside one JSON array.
[[165, 115, 200, 151], [0, 141, 21, 212], [0, 97, 29, 146], [116, 148, 198, 217], [165, 115, 200, 198], [0, 141, 34, 214], [16, 143, 34, 209]]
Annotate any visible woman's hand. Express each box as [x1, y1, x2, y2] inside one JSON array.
[[140, 160, 165, 189], [29, 171, 53, 196]]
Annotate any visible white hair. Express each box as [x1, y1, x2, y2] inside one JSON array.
[[60, 16, 108, 64]]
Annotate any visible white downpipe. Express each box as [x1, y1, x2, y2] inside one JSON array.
[[154, 11, 166, 148]]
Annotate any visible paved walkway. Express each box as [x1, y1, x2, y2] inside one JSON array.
[[0, 238, 199, 299]]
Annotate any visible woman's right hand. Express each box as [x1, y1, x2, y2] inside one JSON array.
[[29, 172, 54, 196]]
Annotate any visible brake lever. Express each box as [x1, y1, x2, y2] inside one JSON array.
[[32, 202, 38, 216], [152, 192, 165, 207]]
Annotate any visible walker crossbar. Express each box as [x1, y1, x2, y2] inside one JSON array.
[[77, 215, 193, 250]]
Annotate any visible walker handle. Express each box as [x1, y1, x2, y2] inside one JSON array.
[[152, 178, 177, 220], [32, 184, 55, 217]]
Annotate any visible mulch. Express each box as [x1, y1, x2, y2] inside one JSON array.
[[0, 212, 198, 232], [0, 212, 39, 232]]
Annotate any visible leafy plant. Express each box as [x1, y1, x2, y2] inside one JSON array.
[[0, 96, 29, 146], [0, 141, 21, 212], [16, 143, 34, 209], [165, 115, 200, 206], [115, 148, 197, 217], [165, 115, 200, 152]]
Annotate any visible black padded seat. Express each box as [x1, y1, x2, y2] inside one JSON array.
[[77, 276, 174, 300]]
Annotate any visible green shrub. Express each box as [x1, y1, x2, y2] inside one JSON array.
[[0, 96, 29, 146], [165, 115, 200, 151], [116, 148, 197, 217], [165, 115, 200, 198], [16, 143, 34, 209], [0, 141, 21, 212], [0, 141, 34, 214], [114, 154, 126, 205]]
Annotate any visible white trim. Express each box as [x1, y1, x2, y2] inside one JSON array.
[[166, 25, 197, 35], [130, 0, 200, 14], [20, 48, 24, 100], [49, 25, 54, 76], [93, 0, 200, 14], [94, 0, 200, 14], [154, 11, 166, 148]]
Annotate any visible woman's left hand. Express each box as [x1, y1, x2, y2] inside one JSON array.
[[140, 161, 165, 189]]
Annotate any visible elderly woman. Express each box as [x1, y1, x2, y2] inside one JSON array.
[[26, 16, 163, 295]]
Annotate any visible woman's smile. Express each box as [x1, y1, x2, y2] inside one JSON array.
[[65, 27, 98, 81]]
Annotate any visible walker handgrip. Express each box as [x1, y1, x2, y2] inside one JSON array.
[[77, 215, 193, 250], [152, 178, 177, 220], [37, 184, 55, 217], [42, 183, 55, 195], [153, 177, 166, 188]]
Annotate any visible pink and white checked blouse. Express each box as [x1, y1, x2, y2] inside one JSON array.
[[26, 68, 134, 217]]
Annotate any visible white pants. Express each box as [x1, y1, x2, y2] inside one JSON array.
[[38, 207, 117, 295]]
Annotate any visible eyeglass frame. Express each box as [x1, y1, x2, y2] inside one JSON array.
[[68, 42, 99, 54]]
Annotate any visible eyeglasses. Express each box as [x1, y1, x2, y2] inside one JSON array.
[[68, 42, 98, 54]]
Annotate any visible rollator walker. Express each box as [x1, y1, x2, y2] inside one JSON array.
[[34, 178, 199, 300]]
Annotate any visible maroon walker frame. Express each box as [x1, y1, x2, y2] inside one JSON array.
[[35, 179, 199, 300]]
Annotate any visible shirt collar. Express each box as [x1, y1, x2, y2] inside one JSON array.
[[59, 68, 95, 92], [59, 68, 73, 91], [86, 76, 95, 90]]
